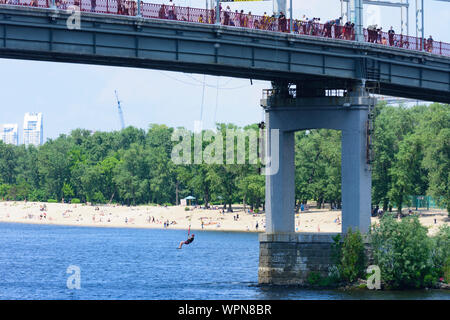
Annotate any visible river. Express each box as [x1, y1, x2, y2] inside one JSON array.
[[0, 222, 448, 300]]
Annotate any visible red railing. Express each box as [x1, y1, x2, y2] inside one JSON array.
[[1, 0, 449, 57]]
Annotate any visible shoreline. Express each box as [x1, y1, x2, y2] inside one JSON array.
[[0, 219, 264, 233], [0, 201, 448, 234]]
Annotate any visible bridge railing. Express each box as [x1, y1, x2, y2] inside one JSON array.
[[364, 29, 450, 57], [1, 0, 449, 58]]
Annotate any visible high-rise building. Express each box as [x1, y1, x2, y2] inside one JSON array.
[[23, 112, 43, 146], [0, 123, 19, 146]]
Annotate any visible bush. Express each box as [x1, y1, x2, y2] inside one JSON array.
[[370, 213, 433, 289], [47, 199, 58, 203], [307, 271, 336, 287], [184, 207, 190, 211], [71, 198, 81, 204], [27, 189, 47, 202], [92, 192, 105, 203], [307, 271, 323, 286], [0, 184, 11, 198], [444, 257, 450, 284], [331, 229, 366, 284], [430, 225, 450, 280], [327, 265, 341, 284], [423, 274, 436, 287]]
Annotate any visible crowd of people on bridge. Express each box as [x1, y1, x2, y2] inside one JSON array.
[[366, 24, 435, 53], [0, 0, 441, 55]]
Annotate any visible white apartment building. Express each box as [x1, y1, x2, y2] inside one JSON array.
[[0, 123, 19, 146], [23, 112, 43, 146]]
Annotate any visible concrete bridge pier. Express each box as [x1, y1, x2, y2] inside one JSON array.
[[258, 82, 375, 285]]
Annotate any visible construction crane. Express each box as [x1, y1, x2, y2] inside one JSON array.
[[115, 90, 125, 130]]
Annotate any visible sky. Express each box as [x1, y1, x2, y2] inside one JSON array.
[[1, 0, 449, 142]]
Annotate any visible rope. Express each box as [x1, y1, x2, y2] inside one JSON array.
[[187, 212, 193, 236], [200, 74, 206, 122], [213, 77, 219, 126]]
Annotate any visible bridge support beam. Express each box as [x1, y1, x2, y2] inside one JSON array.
[[258, 82, 375, 285], [265, 128, 295, 234]]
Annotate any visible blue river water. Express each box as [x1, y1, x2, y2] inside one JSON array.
[[0, 222, 448, 300]]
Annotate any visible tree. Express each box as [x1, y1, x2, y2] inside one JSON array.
[[295, 129, 341, 208], [148, 146, 176, 204], [372, 104, 415, 211], [420, 104, 450, 213], [37, 137, 73, 200], [0, 141, 17, 185], [113, 143, 150, 205], [388, 134, 427, 214], [238, 174, 265, 210], [370, 214, 434, 288]]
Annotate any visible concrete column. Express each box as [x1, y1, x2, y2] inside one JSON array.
[[265, 111, 295, 234], [354, 0, 364, 42], [341, 92, 371, 234]]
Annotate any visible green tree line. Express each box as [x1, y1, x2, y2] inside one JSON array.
[[0, 102, 448, 213]]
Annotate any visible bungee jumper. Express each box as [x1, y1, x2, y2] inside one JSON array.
[[177, 214, 195, 249], [178, 234, 195, 249]]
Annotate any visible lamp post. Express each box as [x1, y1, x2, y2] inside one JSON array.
[[354, 0, 364, 42], [421, 0, 424, 51], [416, 0, 425, 51], [216, 0, 220, 25], [290, 0, 293, 33]]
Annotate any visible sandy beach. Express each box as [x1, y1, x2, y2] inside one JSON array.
[[0, 201, 447, 235], [0, 201, 449, 234]]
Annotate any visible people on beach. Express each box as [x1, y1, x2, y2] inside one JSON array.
[[178, 234, 194, 249]]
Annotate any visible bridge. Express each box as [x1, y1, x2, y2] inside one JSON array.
[[1, 2, 449, 285], [1, 3, 450, 102]]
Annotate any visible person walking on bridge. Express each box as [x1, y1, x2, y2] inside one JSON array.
[[388, 26, 395, 46], [334, 17, 342, 39], [168, 0, 176, 20], [427, 35, 434, 53], [224, 6, 231, 26], [279, 11, 287, 32]]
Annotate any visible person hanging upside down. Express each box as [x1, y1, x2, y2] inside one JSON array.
[[178, 234, 195, 249]]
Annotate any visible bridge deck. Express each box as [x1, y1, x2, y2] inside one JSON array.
[[2, 0, 449, 58], [1, 5, 450, 103]]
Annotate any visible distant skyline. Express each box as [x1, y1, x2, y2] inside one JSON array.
[[0, 0, 449, 142]]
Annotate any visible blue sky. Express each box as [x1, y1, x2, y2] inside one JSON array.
[[1, 0, 449, 142]]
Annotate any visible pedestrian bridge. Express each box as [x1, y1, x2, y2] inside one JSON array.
[[2, 3, 449, 286], [0, 3, 450, 103]]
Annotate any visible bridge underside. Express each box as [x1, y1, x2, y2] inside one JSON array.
[[1, 6, 450, 103]]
